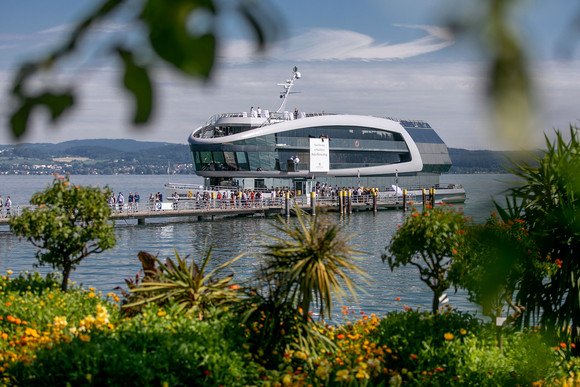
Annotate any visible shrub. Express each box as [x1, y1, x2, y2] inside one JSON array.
[[9, 174, 116, 291], [5, 303, 257, 386]]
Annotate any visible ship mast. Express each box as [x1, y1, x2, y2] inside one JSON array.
[[275, 66, 301, 113]]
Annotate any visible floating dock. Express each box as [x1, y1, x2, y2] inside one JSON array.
[[0, 189, 452, 226]]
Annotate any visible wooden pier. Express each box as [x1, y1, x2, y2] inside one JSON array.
[[0, 189, 449, 226]]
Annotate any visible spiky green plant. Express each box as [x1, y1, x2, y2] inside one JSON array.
[[123, 249, 243, 320], [258, 208, 369, 321]]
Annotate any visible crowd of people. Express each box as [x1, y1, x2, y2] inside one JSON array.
[[108, 191, 141, 213]]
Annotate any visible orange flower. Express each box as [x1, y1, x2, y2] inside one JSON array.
[[396, 297, 401, 301], [444, 333, 454, 340], [337, 334, 345, 340], [410, 354, 418, 360], [560, 342, 567, 349]]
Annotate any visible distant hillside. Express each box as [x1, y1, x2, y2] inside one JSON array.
[[447, 148, 538, 174], [0, 139, 192, 175]]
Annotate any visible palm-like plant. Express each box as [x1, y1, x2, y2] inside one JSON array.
[[258, 209, 369, 321], [499, 126, 580, 346], [123, 249, 243, 320]]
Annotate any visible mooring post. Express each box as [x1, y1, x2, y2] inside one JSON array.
[[285, 191, 290, 217], [422, 189, 426, 208], [431, 188, 436, 207], [348, 190, 352, 214], [372, 189, 377, 212], [403, 189, 407, 211], [338, 191, 344, 214], [311, 191, 316, 215], [211, 191, 215, 209]]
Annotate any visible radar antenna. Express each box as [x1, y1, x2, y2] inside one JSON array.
[[275, 66, 301, 113]]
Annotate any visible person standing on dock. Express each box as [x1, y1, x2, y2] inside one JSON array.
[[0, 195, 3, 217], [134, 192, 140, 212], [5, 196, 11, 216], [128, 192, 134, 214], [117, 192, 124, 213]]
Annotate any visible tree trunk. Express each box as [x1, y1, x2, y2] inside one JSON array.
[[61, 263, 71, 291], [432, 291, 440, 314]]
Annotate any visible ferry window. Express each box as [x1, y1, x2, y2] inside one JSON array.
[[193, 152, 201, 170], [224, 152, 237, 170], [247, 152, 260, 171], [212, 152, 225, 163], [236, 152, 250, 171], [212, 152, 226, 170], [200, 152, 212, 166]]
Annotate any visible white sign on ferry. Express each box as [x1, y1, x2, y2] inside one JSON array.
[[309, 138, 330, 172]]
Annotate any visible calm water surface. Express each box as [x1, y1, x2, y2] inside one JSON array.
[[0, 173, 518, 320]]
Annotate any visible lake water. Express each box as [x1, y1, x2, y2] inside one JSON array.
[[0, 173, 518, 320]]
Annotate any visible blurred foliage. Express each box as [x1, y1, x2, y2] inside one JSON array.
[[9, 174, 116, 291], [7, 0, 280, 139], [497, 127, 580, 347], [449, 214, 553, 326], [383, 206, 469, 314]]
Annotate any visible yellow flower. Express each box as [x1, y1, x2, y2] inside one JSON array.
[[335, 369, 353, 382], [79, 334, 91, 342], [6, 270, 12, 275], [460, 328, 467, 335], [444, 333, 454, 340]]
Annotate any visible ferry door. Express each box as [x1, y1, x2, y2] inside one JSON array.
[[294, 181, 305, 196]]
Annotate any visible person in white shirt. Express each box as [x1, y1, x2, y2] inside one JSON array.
[[5, 196, 11, 216]]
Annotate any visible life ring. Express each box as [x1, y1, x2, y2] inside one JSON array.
[[355, 140, 359, 147], [155, 203, 162, 211]]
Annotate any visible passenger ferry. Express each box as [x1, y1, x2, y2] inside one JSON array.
[[169, 67, 465, 203]]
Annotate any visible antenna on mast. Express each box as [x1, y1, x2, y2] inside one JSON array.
[[275, 66, 301, 113]]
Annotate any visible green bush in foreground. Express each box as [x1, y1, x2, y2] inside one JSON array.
[[6, 303, 255, 387], [2, 272, 580, 386]]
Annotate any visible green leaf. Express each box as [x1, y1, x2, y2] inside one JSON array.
[[118, 48, 154, 124], [141, 0, 216, 77]]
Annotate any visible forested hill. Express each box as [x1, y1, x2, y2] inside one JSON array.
[[0, 139, 537, 175], [447, 148, 536, 174]]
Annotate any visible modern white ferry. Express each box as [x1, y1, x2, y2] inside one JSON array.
[[172, 67, 465, 202]]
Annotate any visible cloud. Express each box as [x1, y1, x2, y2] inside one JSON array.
[[219, 25, 454, 64]]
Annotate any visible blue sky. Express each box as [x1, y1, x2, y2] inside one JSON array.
[[1, 0, 579, 149]]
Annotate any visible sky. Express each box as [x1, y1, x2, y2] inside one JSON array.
[[0, 0, 579, 150]]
